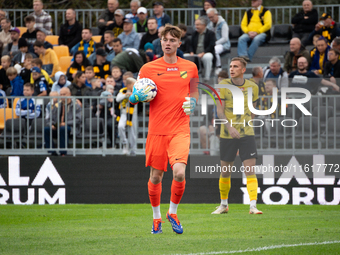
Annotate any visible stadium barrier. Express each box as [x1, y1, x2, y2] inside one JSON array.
[[3, 4, 340, 36], [0, 155, 339, 204], [1, 95, 339, 156]]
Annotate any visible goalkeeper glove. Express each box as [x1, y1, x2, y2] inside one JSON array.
[[182, 97, 196, 115], [129, 86, 148, 104]]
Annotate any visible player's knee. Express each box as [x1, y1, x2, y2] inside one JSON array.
[[173, 172, 185, 182], [150, 175, 162, 184]]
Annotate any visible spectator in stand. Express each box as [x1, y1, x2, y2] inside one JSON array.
[[331, 37, 340, 52], [0, 55, 11, 92], [207, 8, 230, 75], [122, 71, 134, 86], [70, 28, 96, 58], [134, 7, 148, 33], [152, 2, 171, 29], [308, 13, 340, 44], [0, 88, 6, 108], [310, 34, 321, 56], [21, 16, 37, 45], [291, 0, 318, 46], [0, 11, 6, 30], [85, 66, 95, 88], [111, 38, 145, 73], [259, 79, 280, 120], [144, 43, 157, 60], [97, 0, 119, 35], [20, 53, 34, 84], [310, 36, 330, 75], [152, 26, 164, 57], [31, 66, 49, 96], [0, 18, 12, 49], [106, 9, 124, 38], [178, 24, 191, 54], [33, 40, 60, 77], [66, 51, 91, 82], [12, 38, 34, 66], [289, 56, 339, 94], [103, 31, 116, 62], [30, 0, 52, 35], [52, 71, 71, 93], [139, 17, 158, 51], [44, 86, 81, 156], [200, 0, 216, 24], [84, 77, 103, 110], [111, 65, 123, 90], [15, 83, 41, 125], [45, 91, 58, 121], [238, 0, 272, 62], [31, 58, 53, 86], [249, 66, 266, 96], [118, 18, 140, 50], [99, 84, 115, 147], [35, 27, 53, 49], [116, 77, 137, 155], [324, 48, 340, 83], [2, 27, 20, 58], [68, 71, 91, 104], [93, 48, 112, 83], [190, 16, 216, 82], [125, 0, 140, 24], [263, 57, 289, 90], [58, 9, 82, 51], [284, 38, 311, 74], [7, 67, 24, 96]]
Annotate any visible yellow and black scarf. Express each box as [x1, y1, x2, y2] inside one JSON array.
[[78, 39, 95, 58], [116, 88, 134, 126]]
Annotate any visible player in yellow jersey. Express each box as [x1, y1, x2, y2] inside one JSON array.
[[212, 57, 262, 215]]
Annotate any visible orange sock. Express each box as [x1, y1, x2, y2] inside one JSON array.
[[170, 179, 186, 204], [148, 179, 162, 207]]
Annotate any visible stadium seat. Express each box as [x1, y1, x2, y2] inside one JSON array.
[[268, 24, 292, 44], [186, 26, 195, 37], [17, 27, 27, 37], [11, 98, 21, 117], [326, 97, 340, 116], [321, 117, 340, 148], [1, 118, 26, 139], [78, 118, 104, 145], [312, 106, 334, 128], [0, 108, 17, 130], [54, 45, 70, 61], [45, 35, 59, 46], [92, 36, 102, 43], [228, 25, 242, 47], [23, 118, 44, 148], [292, 116, 319, 149], [59, 56, 73, 74]]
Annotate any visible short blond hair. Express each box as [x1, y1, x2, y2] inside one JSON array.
[[1, 55, 11, 63], [125, 77, 136, 86], [231, 57, 247, 68], [161, 24, 182, 40], [6, 67, 18, 76]]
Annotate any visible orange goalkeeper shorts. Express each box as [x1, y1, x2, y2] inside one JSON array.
[[145, 133, 190, 172]]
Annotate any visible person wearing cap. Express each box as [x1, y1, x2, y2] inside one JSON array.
[[0, 18, 12, 49], [139, 17, 159, 51], [21, 15, 37, 45], [31, 66, 49, 96], [2, 27, 20, 58], [291, 0, 318, 46], [33, 40, 60, 78], [12, 38, 36, 66], [134, 7, 148, 33], [29, 0, 52, 35], [106, 9, 125, 38], [118, 18, 140, 50], [152, 2, 171, 29], [97, 0, 120, 35], [125, 0, 140, 24], [308, 13, 340, 44], [36, 27, 53, 49], [70, 28, 96, 58], [93, 48, 112, 83], [58, 9, 82, 51]]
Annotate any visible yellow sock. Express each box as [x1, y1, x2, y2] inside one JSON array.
[[219, 177, 231, 200], [247, 174, 258, 201]]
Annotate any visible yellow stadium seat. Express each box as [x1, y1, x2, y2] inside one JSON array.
[[0, 108, 18, 130], [92, 35, 102, 43], [59, 56, 73, 74], [17, 27, 28, 37], [45, 35, 59, 46], [53, 45, 70, 61]]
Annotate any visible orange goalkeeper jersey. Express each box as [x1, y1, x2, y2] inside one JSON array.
[[138, 57, 199, 135]]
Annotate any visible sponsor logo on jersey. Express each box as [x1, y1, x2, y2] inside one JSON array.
[[167, 67, 179, 71]]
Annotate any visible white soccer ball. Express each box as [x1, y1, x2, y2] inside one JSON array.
[[133, 78, 157, 102]]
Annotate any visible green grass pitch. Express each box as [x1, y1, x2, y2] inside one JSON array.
[[1, 204, 339, 255]]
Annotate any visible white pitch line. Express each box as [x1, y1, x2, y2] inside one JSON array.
[[170, 240, 340, 255]]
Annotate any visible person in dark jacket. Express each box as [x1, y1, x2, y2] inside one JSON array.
[[189, 16, 216, 81], [291, 0, 318, 46], [66, 51, 91, 81], [152, 2, 171, 29], [139, 18, 158, 50], [68, 71, 91, 104], [323, 48, 340, 83], [97, 0, 119, 35], [178, 23, 191, 54], [307, 13, 340, 45], [58, 9, 82, 51]]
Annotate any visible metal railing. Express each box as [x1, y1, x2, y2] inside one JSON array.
[[3, 4, 340, 35], [1, 95, 339, 156]]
